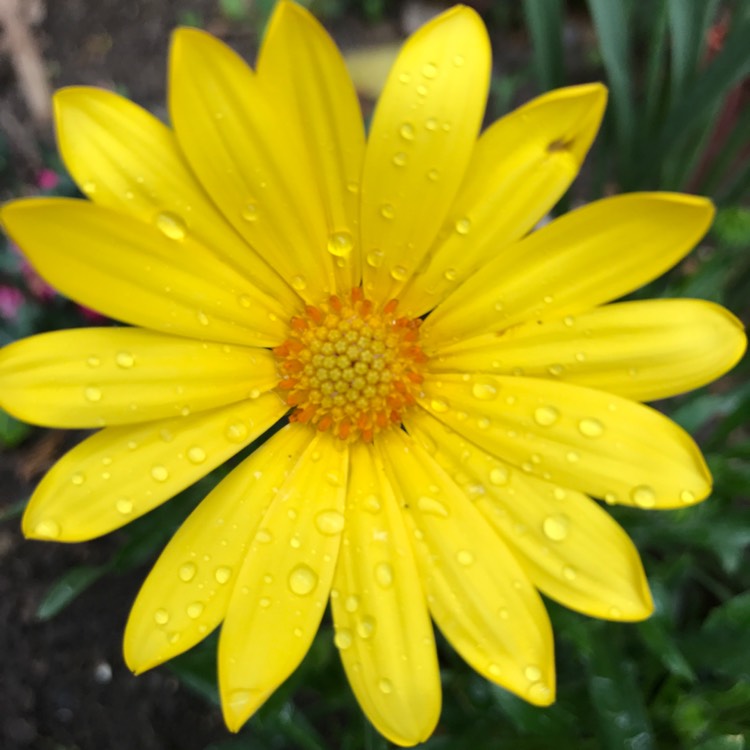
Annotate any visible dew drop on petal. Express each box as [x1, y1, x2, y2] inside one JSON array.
[[288, 564, 318, 596], [565, 451, 580, 464], [226, 421, 248, 442], [241, 203, 258, 222], [334, 628, 352, 650], [82, 180, 97, 195], [344, 595, 360, 613], [154, 609, 169, 625], [197, 310, 209, 326], [430, 398, 449, 413], [578, 418, 604, 437], [362, 494, 381, 513], [380, 203, 395, 220], [524, 665, 542, 682], [528, 682, 551, 703], [315, 510, 345, 535], [87, 356, 100, 368], [562, 565, 577, 581], [543, 514, 569, 541], [374, 562, 394, 588], [680, 490, 697, 504], [399, 122, 415, 141], [390, 265, 408, 281], [378, 678, 393, 694], [417, 496, 449, 517], [631, 485, 656, 508], [187, 446, 207, 464], [291, 275, 307, 292], [155, 211, 187, 240], [115, 351, 134, 369], [259, 597, 271, 608], [443, 268, 457, 281], [34, 519, 61, 539], [151, 465, 169, 482], [455, 217, 471, 235], [215, 566, 232, 584], [179, 562, 197, 582], [71, 472, 85, 486], [357, 616, 376, 639], [84, 386, 102, 403], [327, 230, 354, 257], [472, 381, 498, 400], [489, 467, 509, 486], [422, 62, 438, 78], [366, 249, 384, 268], [255, 528, 273, 544], [186, 602, 204, 619], [427, 168, 440, 182], [392, 151, 408, 167], [456, 550, 474, 566], [238, 294, 252, 308], [116, 498, 134, 515], [534, 406, 559, 426]]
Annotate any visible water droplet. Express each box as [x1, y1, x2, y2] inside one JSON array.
[[345, 595, 360, 613], [258, 597, 271, 608], [375, 562, 394, 588], [228, 690, 252, 711], [534, 406, 559, 426], [578, 418, 604, 437], [71, 472, 85, 486], [187, 446, 207, 464], [609, 606, 622, 618], [186, 601, 204, 619], [631, 485, 656, 508], [179, 562, 197, 582], [82, 180, 97, 195], [547, 364, 564, 376], [366, 249, 384, 268], [151, 465, 169, 482], [425, 117, 438, 131], [488, 663, 502, 677], [238, 294, 253, 309], [334, 628, 352, 650], [155, 211, 187, 240], [116, 498, 134, 515], [456, 550, 474, 566], [477, 417, 491, 429], [398, 72, 410, 84], [380, 203, 395, 220], [472, 381, 498, 400], [196, 310, 209, 326], [565, 451, 580, 463], [455, 217, 471, 235], [390, 265, 408, 281], [399, 122, 415, 141], [680, 490, 697, 504], [489, 467, 509, 486], [524, 665, 542, 682], [357, 616, 376, 639], [604, 492, 617, 505], [34, 519, 61, 539], [315, 510, 345, 535], [362, 494, 381, 513], [288, 564, 318, 596], [327, 230, 354, 257], [241, 203, 258, 222], [215, 566, 232, 584], [87, 356, 101, 368], [528, 682, 551, 703], [127, 440, 138, 450], [346, 181, 359, 194], [154, 609, 169, 625], [392, 151, 408, 167], [255, 528, 273, 544], [417, 496, 449, 517], [443, 268, 458, 282], [542, 514, 569, 541], [378, 678, 393, 694], [84, 386, 102, 403], [114, 351, 134, 369], [291, 275, 307, 291], [430, 398, 448, 413], [453, 54, 465, 67], [427, 168, 440, 182], [562, 565, 577, 581], [226, 421, 248, 442], [422, 62, 438, 78]]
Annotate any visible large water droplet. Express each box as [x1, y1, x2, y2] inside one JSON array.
[[392, 151, 408, 167], [534, 406, 559, 426], [390, 265, 408, 281], [215, 566, 232, 584], [155, 211, 187, 240], [115, 351, 134, 369], [288, 564, 318, 596], [255, 528, 273, 544], [154, 608, 170, 625], [186, 601, 204, 619], [578, 418, 604, 438], [422, 62, 438, 79], [179, 562, 197, 582], [366, 249, 384, 268], [315, 510, 345, 535], [399, 122, 415, 141], [524, 665, 542, 682], [631, 485, 656, 508], [680, 489, 697, 504], [84, 386, 102, 403], [378, 678, 393, 694], [291, 275, 307, 291], [417, 496, 449, 517], [542, 514, 569, 541], [151, 465, 169, 482], [116, 498, 134, 515], [380, 204, 396, 220], [187, 446, 207, 464], [455, 217, 471, 235], [344, 594, 360, 613], [356, 616, 376, 639], [327, 230, 354, 257]]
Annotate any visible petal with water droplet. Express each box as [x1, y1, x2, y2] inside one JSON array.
[[219, 432, 347, 732], [22, 394, 286, 541], [405, 409, 653, 621], [419, 373, 711, 508], [360, 6, 490, 304], [377, 428, 555, 705], [331, 442, 440, 746], [124, 424, 311, 673], [0, 328, 279, 427]]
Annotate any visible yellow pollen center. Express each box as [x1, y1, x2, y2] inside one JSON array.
[[274, 288, 427, 442]]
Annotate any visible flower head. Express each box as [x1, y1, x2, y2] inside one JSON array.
[[0, 2, 745, 744]]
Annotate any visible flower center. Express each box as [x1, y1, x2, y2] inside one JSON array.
[[274, 288, 426, 442]]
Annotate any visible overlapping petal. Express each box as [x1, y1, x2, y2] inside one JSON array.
[[427, 299, 746, 401], [422, 193, 715, 348], [419, 373, 710, 508], [400, 84, 607, 315], [169, 27, 335, 302], [0, 199, 289, 346], [331, 442, 440, 746], [257, 1, 365, 292], [219, 430, 348, 731], [0, 328, 278, 427], [378, 428, 555, 706], [360, 6, 490, 304], [53, 87, 298, 308], [125, 425, 312, 673], [22, 394, 286, 542], [405, 410, 653, 620]]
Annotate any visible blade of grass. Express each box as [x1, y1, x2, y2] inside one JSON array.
[[641, 0, 669, 151], [521, 0, 565, 91], [699, 102, 750, 196], [667, 0, 711, 101]]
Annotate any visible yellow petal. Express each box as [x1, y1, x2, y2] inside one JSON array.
[[0, 199, 289, 346], [53, 87, 298, 309], [377, 428, 555, 706], [419, 374, 711, 509], [169, 27, 335, 302], [331, 442, 440, 746], [422, 193, 715, 347], [124, 424, 312, 673], [428, 299, 747, 401], [360, 6, 490, 304], [219, 432, 348, 732], [0, 328, 278, 427], [405, 410, 653, 621], [22, 394, 286, 542], [401, 84, 607, 315], [257, 1, 365, 292]]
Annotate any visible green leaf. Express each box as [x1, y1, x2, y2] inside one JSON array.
[[36, 564, 109, 621], [0, 407, 33, 448], [522, 0, 565, 91]]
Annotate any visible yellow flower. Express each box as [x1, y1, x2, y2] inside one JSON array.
[[0, 2, 745, 744]]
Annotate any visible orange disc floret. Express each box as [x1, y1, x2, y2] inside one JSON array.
[[274, 289, 427, 442]]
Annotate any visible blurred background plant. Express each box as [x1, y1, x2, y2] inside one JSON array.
[[0, 0, 748, 748]]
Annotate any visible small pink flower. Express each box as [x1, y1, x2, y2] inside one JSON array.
[[0, 285, 24, 320], [37, 169, 60, 191]]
